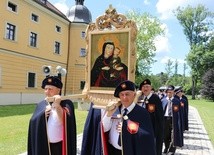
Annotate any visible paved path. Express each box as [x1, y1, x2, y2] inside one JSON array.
[[173, 106, 214, 155], [77, 106, 214, 155]]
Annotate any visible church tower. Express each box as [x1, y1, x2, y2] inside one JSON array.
[[65, 0, 92, 95], [67, 0, 92, 23]]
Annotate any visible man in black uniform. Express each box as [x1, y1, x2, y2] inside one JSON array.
[[162, 85, 183, 155], [138, 79, 164, 155], [181, 90, 189, 131], [27, 76, 76, 155], [175, 87, 189, 132], [102, 80, 156, 155]]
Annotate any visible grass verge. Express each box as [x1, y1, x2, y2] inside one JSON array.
[[0, 103, 88, 154]]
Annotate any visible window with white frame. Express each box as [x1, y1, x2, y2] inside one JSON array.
[[55, 41, 61, 54], [28, 72, 36, 88], [6, 23, 16, 40], [80, 48, 86, 57], [81, 31, 85, 39], [7, 1, 17, 12], [30, 32, 37, 47], [31, 13, 39, 22], [56, 25, 61, 32]]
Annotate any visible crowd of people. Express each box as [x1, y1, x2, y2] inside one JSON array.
[[27, 75, 188, 155]]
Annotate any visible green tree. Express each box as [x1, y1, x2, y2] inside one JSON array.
[[183, 63, 187, 77], [165, 59, 174, 85], [201, 37, 214, 71], [126, 10, 164, 78], [201, 69, 214, 101], [181, 63, 188, 86], [174, 59, 178, 75], [174, 4, 214, 99], [174, 59, 178, 82]]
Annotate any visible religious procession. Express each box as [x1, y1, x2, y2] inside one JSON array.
[[27, 6, 188, 154], [1, 1, 213, 155], [27, 73, 188, 155]]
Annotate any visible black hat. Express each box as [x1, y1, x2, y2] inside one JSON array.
[[114, 80, 136, 98], [159, 86, 167, 92], [139, 79, 151, 89], [175, 89, 182, 94], [166, 85, 175, 92], [175, 86, 183, 94], [41, 76, 63, 89]]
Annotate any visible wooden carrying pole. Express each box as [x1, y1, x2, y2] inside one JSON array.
[[45, 91, 142, 111]]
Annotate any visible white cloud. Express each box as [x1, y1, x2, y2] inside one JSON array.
[[156, 0, 187, 20], [156, 0, 214, 20], [51, 1, 69, 15], [144, 0, 150, 5], [154, 23, 170, 53], [154, 36, 170, 53]]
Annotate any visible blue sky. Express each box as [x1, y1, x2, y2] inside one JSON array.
[[49, 0, 213, 76]]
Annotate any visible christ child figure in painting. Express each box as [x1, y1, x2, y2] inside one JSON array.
[[109, 46, 124, 79]]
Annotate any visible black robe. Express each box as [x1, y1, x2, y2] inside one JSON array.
[[81, 103, 103, 155], [175, 95, 187, 132], [182, 95, 189, 130], [120, 104, 156, 155], [27, 100, 76, 155], [162, 97, 183, 147], [140, 94, 164, 155], [81, 104, 156, 155]]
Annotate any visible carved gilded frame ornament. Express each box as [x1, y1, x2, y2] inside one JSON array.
[[83, 5, 137, 106]]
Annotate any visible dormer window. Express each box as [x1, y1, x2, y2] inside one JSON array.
[[40, 0, 47, 4]]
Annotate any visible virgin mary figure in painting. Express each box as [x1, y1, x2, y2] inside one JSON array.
[[91, 41, 127, 88]]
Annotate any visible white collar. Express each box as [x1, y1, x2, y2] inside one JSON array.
[[121, 102, 136, 114], [144, 92, 152, 99]]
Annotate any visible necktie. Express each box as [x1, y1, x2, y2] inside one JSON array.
[[168, 99, 172, 116], [118, 108, 128, 146], [143, 97, 148, 108], [123, 108, 128, 116]]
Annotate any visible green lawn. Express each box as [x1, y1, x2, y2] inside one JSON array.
[[0, 103, 88, 155], [0, 99, 213, 154]]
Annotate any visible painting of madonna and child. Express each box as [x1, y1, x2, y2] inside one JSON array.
[[90, 32, 129, 90]]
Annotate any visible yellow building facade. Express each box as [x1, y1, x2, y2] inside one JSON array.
[[0, 0, 91, 105]]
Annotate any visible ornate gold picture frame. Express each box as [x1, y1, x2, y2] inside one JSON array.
[[83, 5, 137, 101]]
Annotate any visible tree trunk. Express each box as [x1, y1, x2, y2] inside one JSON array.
[[192, 76, 196, 99]]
